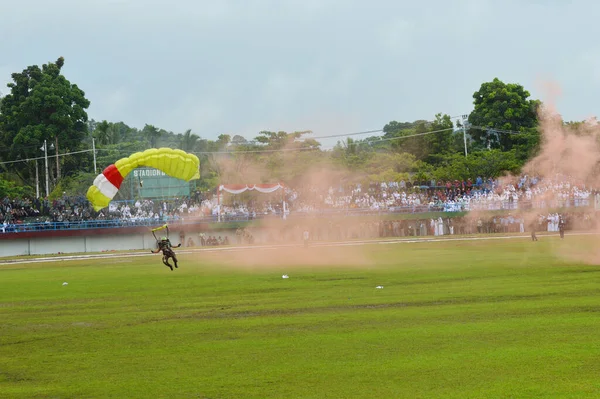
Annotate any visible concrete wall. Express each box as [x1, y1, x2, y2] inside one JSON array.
[[0, 229, 242, 257], [0, 233, 160, 257], [1, 239, 31, 257]]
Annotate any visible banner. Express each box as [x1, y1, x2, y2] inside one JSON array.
[[219, 183, 283, 194]]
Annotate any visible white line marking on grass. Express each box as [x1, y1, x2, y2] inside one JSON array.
[[1, 232, 597, 266]]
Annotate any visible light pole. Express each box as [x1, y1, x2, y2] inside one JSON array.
[[42, 140, 49, 197], [35, 159, 39, 199], [92, 137, 97, 174], [40, 140, 55, 197], [462, 114, 469, 158]]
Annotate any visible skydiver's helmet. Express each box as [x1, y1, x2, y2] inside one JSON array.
[[161, 237, 167, 241]]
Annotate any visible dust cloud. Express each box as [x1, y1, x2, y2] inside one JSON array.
[[497, 82, 600, 263], [202, 83, 600, 268], [200, 137, 379, 270]]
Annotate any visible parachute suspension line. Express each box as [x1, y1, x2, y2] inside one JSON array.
[[151, 224, 169, 242]]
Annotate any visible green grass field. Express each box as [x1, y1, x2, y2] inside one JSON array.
[[1, 235, 600, 398]]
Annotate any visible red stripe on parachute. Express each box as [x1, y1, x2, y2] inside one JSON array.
[[103, 164, 125, 189]]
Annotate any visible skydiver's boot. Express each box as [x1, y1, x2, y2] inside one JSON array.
[[163, 259, 173, 271]]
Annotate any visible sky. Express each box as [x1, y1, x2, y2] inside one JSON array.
[[1, 0, 600, 148]]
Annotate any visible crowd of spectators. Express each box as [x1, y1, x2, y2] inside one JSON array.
[[0, 174, 597, 234], [192, 174, 595, 219], [0, 195, 200, 232], [271, 211, 596, 244], [278, 175, 594, 214]]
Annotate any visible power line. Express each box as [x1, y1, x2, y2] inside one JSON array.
[[94, 146, 318, 156], [305, 115, 471, 141], [0, 143, 53, 154], [306, 129, 384, 140], [192, 127, 458, 153], [0, 116, 469, 156], [361, 127, 456, 144], [0, 124, 531, 165], [471, 126, 526, 135], [194, 147, 317, 155], [360, 125, 528, 146], [0, 149, 93, 166]]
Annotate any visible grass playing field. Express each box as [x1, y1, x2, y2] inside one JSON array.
[[1, 234, 599, 398]]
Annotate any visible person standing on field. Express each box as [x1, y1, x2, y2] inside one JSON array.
[[529, 219, 538, 242]]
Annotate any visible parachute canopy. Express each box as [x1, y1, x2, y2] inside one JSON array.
[[86, 148, 200, 211]]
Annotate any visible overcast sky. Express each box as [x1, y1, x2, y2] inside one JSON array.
[[1, 0, 599, 147]]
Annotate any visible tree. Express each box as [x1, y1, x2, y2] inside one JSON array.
[[511, 127, 540, 164], [424, 113, 455, 164], [468, 78, 540, 151], [433, 149, 521, 181], [217, 134, 231, 148], [0, 57, 90, 183], [180, 129, 200, 152], [382, 121, 415, 138], [94, 120, 111, 145], [142, 124, 161, 148], [364, 152, 417, 182], [331, 137, 373, 170], [254, 130, 313, 150], [383, 116, 455, 162], [385, 120, 430, 160], [0, 175, 32, 198], [230, 135, 248, 147], [112, 122, 139, 143]]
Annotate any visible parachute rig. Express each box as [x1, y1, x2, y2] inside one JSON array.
[[86, 147, 200, 211], [151, 224, 170, 243]]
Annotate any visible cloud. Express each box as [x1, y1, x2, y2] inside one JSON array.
[[578, 51, 600, 86], [0, 65, 13, 96], [377, 18, 417, 54], [1, 0, 600, 141]]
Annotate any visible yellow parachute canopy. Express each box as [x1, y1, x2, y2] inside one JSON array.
[[86, 148, 200, 211], [151, 224, 169, 233]]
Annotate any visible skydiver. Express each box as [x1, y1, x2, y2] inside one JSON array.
[[151, 236, 181, 270], [559, 215, 566, 239]]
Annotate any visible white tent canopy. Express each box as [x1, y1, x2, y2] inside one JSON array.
[[217, 183, 286, 221]]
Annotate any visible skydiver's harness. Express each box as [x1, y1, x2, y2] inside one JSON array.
[[152, 224, 175, 257], [158, 240, 175, 256]]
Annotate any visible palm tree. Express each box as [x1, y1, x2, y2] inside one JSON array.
[[95, 120, 110, 145], [107, 124, 121, 145], [180, 129, 200, 152], [143, 124, 161, 148]]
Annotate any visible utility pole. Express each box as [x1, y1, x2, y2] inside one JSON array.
[[42, 140, 49, 197], [462, 114, 469, 158], [55, 136, 60, 181], [35, 159, 40, 199], [92, 137, 97, 174]]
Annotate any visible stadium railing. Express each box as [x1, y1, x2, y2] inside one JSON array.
[[0, 198, 592, 234]]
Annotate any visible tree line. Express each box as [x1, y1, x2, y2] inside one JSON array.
[[0, 57, 559, 200]]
